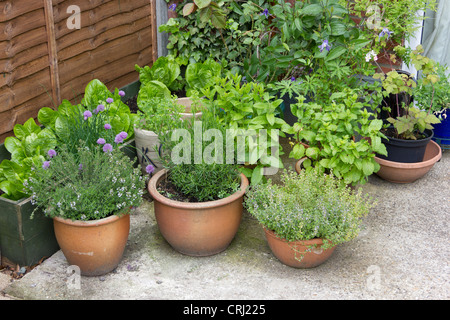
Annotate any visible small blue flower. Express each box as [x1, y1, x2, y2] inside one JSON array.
[[168, 3, 177, 11], [318, 39, 331, 52], [378, 27, 393, 40], [261, 8, 269, 18], [290, 76, 296, 82]]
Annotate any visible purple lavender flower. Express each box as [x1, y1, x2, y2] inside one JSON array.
[[103, 143, 113, 153], [104, 123, 112, 130], [83, 110, 92, 120], [378, 27, 393, 40], [42, 161, 51, 169], [47, 149, 56, 158], [168, 3, 176, 11], [97, 138, 106, 145], [106, 98, 114, 104], [318, 39, 331, 52], [261, 8, 269, 18], [146, 164, 155, 175]]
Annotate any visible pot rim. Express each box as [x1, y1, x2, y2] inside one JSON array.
[[53, 211, 129, 227], [374, 140, 442, 168], [263, 227, 330, 246], [148, 168, 248, 209], [382, 128, 434, 144]]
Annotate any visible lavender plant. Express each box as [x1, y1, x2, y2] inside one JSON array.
[[244, 169, 375, 249]]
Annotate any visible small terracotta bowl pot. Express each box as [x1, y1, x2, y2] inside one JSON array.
[[264, 228, 336, 268]]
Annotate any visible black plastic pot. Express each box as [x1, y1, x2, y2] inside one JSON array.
[[378, 129, 434, 163]]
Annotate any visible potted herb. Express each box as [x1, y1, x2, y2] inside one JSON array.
[[201, 72, 288, 184], [25, 134, 146, 276], [0, 79, 137, 267], [147, 106, 249, 256], [369, 45, 444, 182], [134, 96, 185, 175], [244, 169, 374, 268], [288, 88, 388, 186]]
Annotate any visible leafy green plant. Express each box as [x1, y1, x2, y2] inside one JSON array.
[[288, 89, 388, 186], [0, 119, 56, 200], [135, 56, 222, 98], [153, 104, 241, 202], [373, 45, 442, 140], [181, 0, 227, 29], [38, 79, 138, 150], [25, 143, 146, 221], [244, 169, 375, 249], [135, 55, 181, 91], [344, 0, 437, 53], [201, 72, 289, 184], [135, 96, 185, 132]]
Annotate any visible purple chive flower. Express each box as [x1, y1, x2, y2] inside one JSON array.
[[78, 163, 83, 170], [261, 8, 269, 18], [378, 27, 393, 40], [106, 97, 114, 104], [168, 3, 176, 11], [146, 164, 155, 175], [96, 104, 105, 112], [104, 123, 112, 130], [318, 39, 331, 52], [42, 161, 51, 169], [114, 131, 128, 144], [118, 90, 125, 97], [103, 143, 113, 153], [97, 138, 106, 145], [83, 110, 92, 120], [47, 149, 56, 158]]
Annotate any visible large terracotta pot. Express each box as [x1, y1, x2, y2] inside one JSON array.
[[374, 140, 442, 183], [148, 169, 248, 256], [264, 228, 336, 268], [53, 213, 130, 276]]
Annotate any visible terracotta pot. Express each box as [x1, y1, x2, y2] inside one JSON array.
[[53, 213, 130, 276], [177, 97, 203, 120], [148, 169, 248, 256], [374, 140, 442, 183], [264, 228, 336, 268]]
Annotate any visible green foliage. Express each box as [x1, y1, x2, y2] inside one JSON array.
[[135, 55, 180, 89], [39, 79, 138, 151], [374, 45, 444, 139], [135, 56, 222, 98], [153, 105, 241, 202], [25, 144, 146, 221], [288, 89, 387, 186], [0, 119, 57, 200], [201, 72, 288, 184], [345, 0, 437, 46], [244, 169, 375, 247], [135, 96, 185, 132]]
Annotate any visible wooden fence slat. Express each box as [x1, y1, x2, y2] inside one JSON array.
[[43, 0, 61, 108]]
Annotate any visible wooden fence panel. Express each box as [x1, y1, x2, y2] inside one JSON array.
[[0, 0, 157, 143]]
